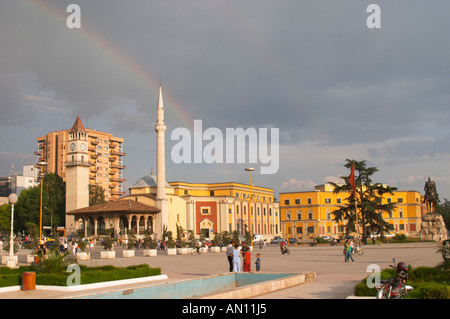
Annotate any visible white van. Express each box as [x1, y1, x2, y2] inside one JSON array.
[[253, 234, 264, 242]]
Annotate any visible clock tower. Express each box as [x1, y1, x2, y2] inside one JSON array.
[[65, 116, 90, 235]]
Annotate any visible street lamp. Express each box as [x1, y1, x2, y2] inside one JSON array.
[[245, 167, 255, 247], [7, 193, 18, 268], [36, 161, 47, 244], [44, 207, 53, 236]]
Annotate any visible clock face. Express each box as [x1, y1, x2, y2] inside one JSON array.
[[80, 143, 85, 151], [70, 143, 75, 151]]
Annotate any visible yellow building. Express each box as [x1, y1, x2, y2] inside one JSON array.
[[279, 183, 423, 241], [122, 177, 281, 240], [36, 116, 126, 201]]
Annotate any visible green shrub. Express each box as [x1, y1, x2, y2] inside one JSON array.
[[354, 281, 377, 296], [355, 264, 450, 299], [407, 282, 450, 299], [0, 274, 21, 287], [0, 264, 161, 287]]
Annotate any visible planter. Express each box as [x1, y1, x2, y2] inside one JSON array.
[[177, 248, 189, 255], [100, 251, 116, 259], [210, 246, 221, 253], [26, 255, 35, 263], [77, 252, 90, 261], [167, 248, 177, 256], [143, 249, 157, 257], [122, 250, 135, 258], [221, 247, 228, 253], [1, 255, 18, 265], [33, 256, 41, 265]]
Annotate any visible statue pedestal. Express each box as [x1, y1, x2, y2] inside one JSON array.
[[419, 213, 448, 242]]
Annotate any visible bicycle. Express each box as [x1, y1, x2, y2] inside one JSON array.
[[352, 245, 364, 256], [190, 247, 208, 254]]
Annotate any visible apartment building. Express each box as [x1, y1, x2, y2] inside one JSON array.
[[36, 117, 126, 200]]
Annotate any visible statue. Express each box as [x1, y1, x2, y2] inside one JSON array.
[[423, 177, 439, 213]]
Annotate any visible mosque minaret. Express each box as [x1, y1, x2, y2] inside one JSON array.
[[154, 84, 169, 238]]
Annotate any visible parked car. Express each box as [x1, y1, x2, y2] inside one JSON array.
[[253, 234, 264, 242], [288, 238, 298, 245], [271, 236, 285, 244]]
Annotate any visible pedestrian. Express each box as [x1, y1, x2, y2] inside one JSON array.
[[226, 240, 235, 272], [344, 240, 354, 262], [255, 253, 261, 272], [232, 244, 241, 272], [243, 248, 252, 272]]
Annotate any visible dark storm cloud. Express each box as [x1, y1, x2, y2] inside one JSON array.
[[1, 0, 450, 196]]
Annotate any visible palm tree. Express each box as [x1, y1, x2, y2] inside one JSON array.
[[329, 159, 396, 244]]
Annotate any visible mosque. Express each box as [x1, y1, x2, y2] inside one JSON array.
[[66, 86, 280, 241]]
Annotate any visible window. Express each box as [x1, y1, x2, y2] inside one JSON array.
[[201, 207, 210, 215], [308, 213, 313, 220], [387, 198, 392, 203], [337, 198, 342, 204], [297, 212, 302, 220], [295, 199, 300, 205], [284, 199, 290, 205], [307, 198, 312, 204], [286, 210, 291, 220], [398, 198, 403, 203], [228, 208, 232, 214], [325, 198, 331, 204], [296, 227, 303, 234]]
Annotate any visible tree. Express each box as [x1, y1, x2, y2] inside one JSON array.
[[14, 173, 65, 233], [436, 199, 450, 230], [89, 185, 106, 206], [0, 204, 11, 233], [329, 159, 396, 244]]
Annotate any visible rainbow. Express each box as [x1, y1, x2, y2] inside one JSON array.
[[22, 0, 194, 130], [20, 0, 280, 182]]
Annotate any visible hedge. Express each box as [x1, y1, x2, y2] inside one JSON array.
[[0, 264, 161, 287], [354, 264, 450, 299]]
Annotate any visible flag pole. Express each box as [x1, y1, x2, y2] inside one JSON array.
[[350, 160, 360, 246]]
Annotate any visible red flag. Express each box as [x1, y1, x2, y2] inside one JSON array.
[[349, 161, 356, 200]]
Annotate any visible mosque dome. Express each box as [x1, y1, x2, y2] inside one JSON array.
[[130, 174, 171, 189]]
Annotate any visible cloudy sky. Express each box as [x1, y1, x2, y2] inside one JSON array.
[[1, 0, 450, 201]]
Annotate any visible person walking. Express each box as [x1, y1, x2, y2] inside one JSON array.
[[232, 244, 241, 272], [226, 240, 235, 272], [344, 239, 354, 262]]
